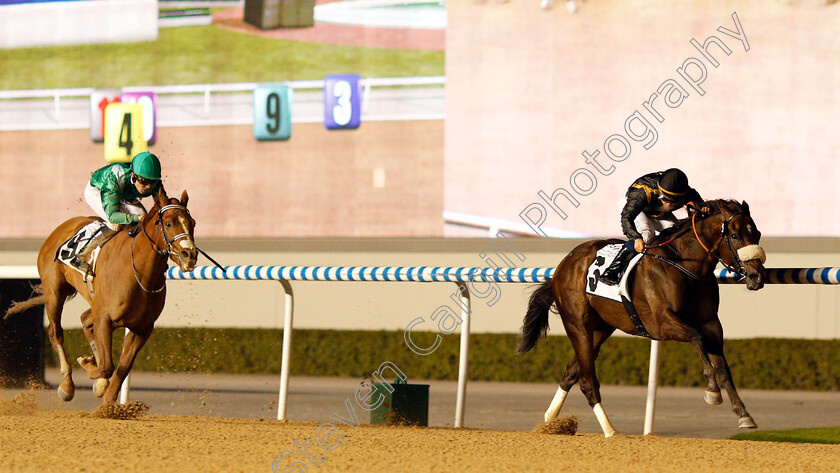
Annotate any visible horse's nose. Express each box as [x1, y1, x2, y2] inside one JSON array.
[[747, 271, 764, 290]]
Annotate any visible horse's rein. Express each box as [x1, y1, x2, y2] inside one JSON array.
[[692, 213, 747, 280], [691, 213, 713, 253], [642, 252, 713, 281], [131, 204, 192, 293]]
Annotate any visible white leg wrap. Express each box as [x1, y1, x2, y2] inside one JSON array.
[[57, 346, 70, 376], [593, 403, 617, 438], [544, 387, 569, 422], [93, 378, 109, 398]]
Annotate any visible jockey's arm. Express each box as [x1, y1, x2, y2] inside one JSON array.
[[620, 191, 646, 241], [100, 190, 140, 226]]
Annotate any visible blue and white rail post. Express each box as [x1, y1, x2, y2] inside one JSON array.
[[454, 281, 470, 428], [278, 279, 294, 421]]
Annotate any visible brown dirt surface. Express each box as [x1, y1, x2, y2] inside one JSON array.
[[1, 409, 838, 472], [91, 401, 150, 420], [534, 416, 578, 435], [0, 392, 36, 416]]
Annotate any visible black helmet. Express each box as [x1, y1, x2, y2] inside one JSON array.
[[658, 168, 689, 197]]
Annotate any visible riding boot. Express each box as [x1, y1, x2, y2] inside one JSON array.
[[73, 227, 117, 274], [598, 247, 636, 286]]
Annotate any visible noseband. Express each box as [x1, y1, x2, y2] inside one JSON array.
[[156, 204, 193, 256], [132, 204, 193, 293], [692, 213, 763, 281]]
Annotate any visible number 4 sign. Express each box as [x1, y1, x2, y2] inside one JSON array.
[[323, 74, 361, 130], [104, 103, 147, 163]]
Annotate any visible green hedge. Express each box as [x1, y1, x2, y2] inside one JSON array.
[[44, 329, 840, 391]]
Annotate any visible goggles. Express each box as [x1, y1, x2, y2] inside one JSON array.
[[133, 174, 159, 186]]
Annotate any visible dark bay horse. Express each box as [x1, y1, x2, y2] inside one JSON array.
[[5, 186, 197, 404], [517, 200, 766, 437]]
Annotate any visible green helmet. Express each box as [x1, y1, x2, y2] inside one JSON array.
[[131, 151, 161, 180]]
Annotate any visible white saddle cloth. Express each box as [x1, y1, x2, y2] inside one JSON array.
[[585, 243, 644, 302], [56, 220, 106, 276]]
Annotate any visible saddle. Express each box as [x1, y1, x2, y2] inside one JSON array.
[[55, 220, 107, 277], [585, 244, 651, 337]]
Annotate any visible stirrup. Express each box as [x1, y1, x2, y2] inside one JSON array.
[[73, 258, 91, 276]]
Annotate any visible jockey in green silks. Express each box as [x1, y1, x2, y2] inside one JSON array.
[[73, 151, 162, 272]]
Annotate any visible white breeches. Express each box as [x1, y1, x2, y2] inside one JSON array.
[[634, 212, 677, 244], [84, 183, 146, 231]]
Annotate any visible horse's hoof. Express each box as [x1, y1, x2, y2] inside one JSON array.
[[78, 356, 96, 369], [93, 378, 109, 398], [58, 386, 75, 402], [704, 390, 723, 405], [738, 416, 758, 429]]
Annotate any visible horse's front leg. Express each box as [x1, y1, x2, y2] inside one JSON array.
[[706, 343, 756, 428], [702, 322, 756, 429], [103, 328, 152, 404], [92, 311, 115, 400], [688, 337, 722, 405]]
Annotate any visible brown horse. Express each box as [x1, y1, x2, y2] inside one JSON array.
[[517, 200, 767, 437], [5, 186, 197, 404]]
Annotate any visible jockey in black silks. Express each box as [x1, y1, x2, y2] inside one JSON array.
[[599, 168, 711, 286]]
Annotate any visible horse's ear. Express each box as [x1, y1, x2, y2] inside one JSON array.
[[180, 190, 189, 207], [741, 200, 750, 215]]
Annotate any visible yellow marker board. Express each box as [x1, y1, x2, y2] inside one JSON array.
[[104, 103, 147, 163]]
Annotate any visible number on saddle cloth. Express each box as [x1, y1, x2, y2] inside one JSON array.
[[56, 221, 108, 266], [585, 244, 642, 302]]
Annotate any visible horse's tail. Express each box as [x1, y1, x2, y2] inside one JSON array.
[[3, 284, 46, 320], [516, 280, 555, 354]]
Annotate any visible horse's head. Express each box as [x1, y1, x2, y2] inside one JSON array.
[[150, 187, 198, 273], [712, 200, 766, 290]]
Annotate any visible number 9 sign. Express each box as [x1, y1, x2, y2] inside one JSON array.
[[323, 74, 361, 130], [253, 85, 292, 141]]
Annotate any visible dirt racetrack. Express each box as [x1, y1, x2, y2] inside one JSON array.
[[1, 407, 838, 473]]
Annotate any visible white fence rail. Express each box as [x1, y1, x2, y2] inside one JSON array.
[[0, 76, 446, 130], [2, 264, 838, 434]]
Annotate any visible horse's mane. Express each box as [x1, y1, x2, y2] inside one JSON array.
[[146, 185, 170, 214], [654, 199, 748, 242]]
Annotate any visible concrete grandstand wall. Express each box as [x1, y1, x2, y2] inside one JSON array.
[[0, 122, 443, 238]]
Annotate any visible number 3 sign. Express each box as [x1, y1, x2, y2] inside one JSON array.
[[253, 85, 292, 141], [323, 74, 361, 130]]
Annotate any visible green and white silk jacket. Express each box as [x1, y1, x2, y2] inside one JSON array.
[[89, 163, 160, 225]]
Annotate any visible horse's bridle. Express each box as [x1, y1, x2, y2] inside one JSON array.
[[692, 213, 748, 280], [131, 204, 193, 293]]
